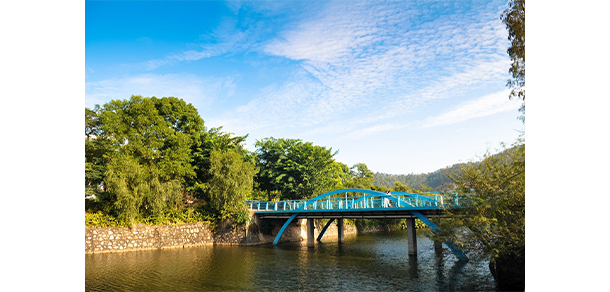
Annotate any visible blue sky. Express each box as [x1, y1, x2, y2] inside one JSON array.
[[85, 0, 524, 175]]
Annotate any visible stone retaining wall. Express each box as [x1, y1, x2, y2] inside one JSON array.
[[86, 217, 360, 254], [85, 222, 213, 253]]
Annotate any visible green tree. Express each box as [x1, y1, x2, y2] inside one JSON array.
[[433, 141, 525, 262], [188, 126, 251, 200], [328, 161, 351, 189], [502, 0, 525, 122], [100, 95, 204, 223], [104, 154, 183, 223], [206, 149, 257, 221], [344, 163, 375, 189], [393, 181, 412, 192], [85, 106, 113, 196], [255, 137, 338, 200]]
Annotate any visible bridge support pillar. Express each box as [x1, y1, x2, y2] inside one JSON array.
[[307, 218, 315, 247], [337, 218, 344, 243], [406, 218, 417, 256]]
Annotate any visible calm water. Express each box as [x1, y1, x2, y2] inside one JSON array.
[[85, 229, 496, 291]]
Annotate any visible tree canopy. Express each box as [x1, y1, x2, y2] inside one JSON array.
[[86, 95, 262, 225], [254, 137, 341, 200], [91, 95, 205, 223]]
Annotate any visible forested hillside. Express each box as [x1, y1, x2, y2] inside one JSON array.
[[373, 162, 465, 191], [373, 146, 519, 191]]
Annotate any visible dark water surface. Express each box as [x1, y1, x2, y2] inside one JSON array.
[[85, 229, 496, 291]]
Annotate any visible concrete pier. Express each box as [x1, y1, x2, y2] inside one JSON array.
[[337, 218, 344, 243], [406, 218, 417, 256], [307, 218, 315, 247]]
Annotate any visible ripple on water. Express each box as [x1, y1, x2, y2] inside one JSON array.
[[86, 229, 497, 291]]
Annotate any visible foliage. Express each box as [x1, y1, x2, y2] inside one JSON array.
[[85, 95, 260, 226], [373, 163, 465, 191], [432, 141, 525, 261], [98, 95, 205, 223], [101, 95, 203, 182], [85, 106, 114, 196], [206, 149, 257, 220], [393, 181, 412, 192], [255, 137, 340, 200], [501, 0, 525, 122], [141, 208, 213, 226], [343, 163, 375, 189], [188, 126, 251, 200], [85, 209, 213, 228], [85, 212, 124, 228]]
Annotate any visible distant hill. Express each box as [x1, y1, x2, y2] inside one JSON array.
[[373, 145, 520, 191], [373, 162, 466, 191]]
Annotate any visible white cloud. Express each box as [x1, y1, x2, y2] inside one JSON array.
[[422, 90, 520, 128], [259, 1, 509, 124]]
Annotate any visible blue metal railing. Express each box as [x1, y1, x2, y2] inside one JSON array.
[[247, 190, 471, 212]]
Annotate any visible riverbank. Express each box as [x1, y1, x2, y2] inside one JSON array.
[[85, 218, 359, 254]]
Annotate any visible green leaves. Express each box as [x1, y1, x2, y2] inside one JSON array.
[[437, 142, 525, 260], [501, 0, 525, 121], [254, 137, 339, 200], [92, 96, 206, 223], [206, 149, 256, 219]]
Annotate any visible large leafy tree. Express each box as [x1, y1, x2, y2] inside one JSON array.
[[100, 95, 204, 222], [255, 137, 339, 200], [502, 0, 525, 122]]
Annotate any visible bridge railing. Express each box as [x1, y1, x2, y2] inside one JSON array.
[[246, 191, 472, 212]]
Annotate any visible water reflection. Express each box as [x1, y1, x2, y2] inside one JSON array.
[[86, 229, 496, 291]]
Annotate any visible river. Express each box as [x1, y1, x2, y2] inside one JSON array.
[[85, 229, 497, 291]]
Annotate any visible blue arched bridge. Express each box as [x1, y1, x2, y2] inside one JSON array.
[[248, 188, 470, 260]]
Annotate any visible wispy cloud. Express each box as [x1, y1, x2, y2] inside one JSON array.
[[422, 90, 520, 128], [142, 15, 259, 70], [89, 0, 515, 147], [259, 0, 509, 126]]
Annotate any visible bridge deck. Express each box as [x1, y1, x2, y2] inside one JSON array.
[[248, 189, 469, 216], [255, 208, 452, 219], [250, 188, 470, 260]]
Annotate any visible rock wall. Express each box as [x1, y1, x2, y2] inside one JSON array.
[[86, 217, 359, 254], [85, 222, 213, 253]]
